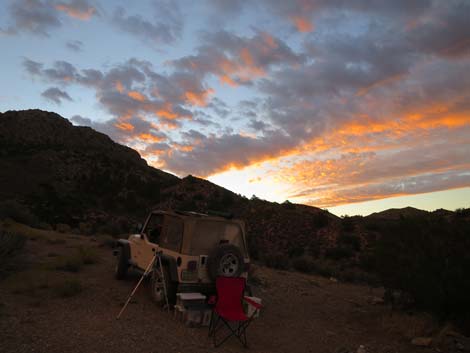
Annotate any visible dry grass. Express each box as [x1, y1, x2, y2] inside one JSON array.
[[379, 311, 438, 340], [53, 279, 83, 298]]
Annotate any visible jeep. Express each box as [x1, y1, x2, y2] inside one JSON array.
[[114, 210, 250, 304]]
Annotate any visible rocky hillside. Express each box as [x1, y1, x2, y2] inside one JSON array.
[[0, 109, 339, 261]]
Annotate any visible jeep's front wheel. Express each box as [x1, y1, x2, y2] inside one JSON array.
[[115, 247, 128, 280], [150, 266, 176, 306]]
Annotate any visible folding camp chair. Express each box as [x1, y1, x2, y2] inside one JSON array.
[[208, 277, 262, 348]]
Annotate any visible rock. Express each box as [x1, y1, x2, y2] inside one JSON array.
[[411, 337, 433, 347], [369, 296, 384, 305], [55, 223, 71, 233], [357, 345, 367, 353], [456, 342, 465, 351]]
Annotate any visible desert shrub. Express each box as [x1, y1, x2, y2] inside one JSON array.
[[311, 260, 337, 278], [54, 255, 83, 272], [341, 216, 355, 232], [96, 221, 125, 236], [325, 246, 355, 260], [0, 231, 26, 278], [79, 222, 94, 235], [292, 256, 316, 273], [455, 208, 470, 218], [54, 279, 83, 298], [77, 246, 99, 264], [313, 212, 329, 228], [55, 223, 72, 233], [263, 252, 289, 270], [282, 200, 295, 210], [54, 246, 98, 272], [288, 246, 305, 258], [375, 215, 470, 328], [337, 233, 361, 251], [0, 200, 39, 227]]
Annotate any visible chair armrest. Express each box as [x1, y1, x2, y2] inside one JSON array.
[[243, 296, 262, 310], [208, 295, 217, 305]]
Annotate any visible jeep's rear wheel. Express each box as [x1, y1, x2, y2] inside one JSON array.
[[208, 244, 244, 280], [150, 266, 176, 306], [115, 247, 128, 280]]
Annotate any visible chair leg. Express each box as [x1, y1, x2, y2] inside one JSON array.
[[208, 310, 215, 337]]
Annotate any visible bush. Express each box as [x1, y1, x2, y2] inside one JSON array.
[[337, 233, 361, 251], [54, 279, 83, 298], [292, 256, 316, 273], [54, 246, 98, 272], [77, 246, 99, 264], [375, 215, 470, 328], [263, 252, 289, 270], [325, 246, 355, 260], [55, 255, 83, 272], [0, 200, 39, 227], [0, 231, 26, 278], [313, 212, 329, 228]]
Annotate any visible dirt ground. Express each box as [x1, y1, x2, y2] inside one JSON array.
[[0, 222, 434, 353]]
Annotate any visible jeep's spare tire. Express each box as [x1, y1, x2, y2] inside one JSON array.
[[208, 244, 244, 280]]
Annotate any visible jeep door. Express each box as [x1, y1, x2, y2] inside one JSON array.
[[132, 213, 163, 269]]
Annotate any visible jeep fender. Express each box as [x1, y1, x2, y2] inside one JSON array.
[[159, 254, 178, 282], [116, 239, 130, 261]]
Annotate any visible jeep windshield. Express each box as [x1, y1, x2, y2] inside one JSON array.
[[188, 220, 247, 256]]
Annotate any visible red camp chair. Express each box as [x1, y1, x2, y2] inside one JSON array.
[[208, 277, 262, 348]]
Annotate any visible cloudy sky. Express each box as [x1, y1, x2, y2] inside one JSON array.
[[1, 0, 470, 215]]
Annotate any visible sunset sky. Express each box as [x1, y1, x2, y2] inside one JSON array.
[[1, 0, 469, 215]]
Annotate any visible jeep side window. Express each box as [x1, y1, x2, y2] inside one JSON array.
[[159, 216, 183, 252], [144, 214, 163, 244]]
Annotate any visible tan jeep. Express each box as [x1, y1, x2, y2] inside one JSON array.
[[114, 210, 250, 304]]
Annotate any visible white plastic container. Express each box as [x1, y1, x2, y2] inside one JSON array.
[[244, 296, 262, 318]]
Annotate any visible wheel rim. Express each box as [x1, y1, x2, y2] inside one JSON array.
[[218, 253, 239, 276], [152, 271, 165, 302]]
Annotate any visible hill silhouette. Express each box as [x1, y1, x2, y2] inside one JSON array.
[[0, 109, 338, 263]]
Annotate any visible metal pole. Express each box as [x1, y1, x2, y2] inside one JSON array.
[[116, 254, 157, 320], [156, 251, 170, 312]]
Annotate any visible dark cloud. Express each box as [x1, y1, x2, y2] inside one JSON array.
[[70, 114, 92, 125], [65, 39, 83, 52], [41, 87, 73, 104], [158, 130, 296, 176], [112, 1, 182, 46], [171, 30, 304, 85], [248, 119, 269, 132], [1, 0, 61, 36], [206, 0, 246, 15], [22, 58, 44, 75]]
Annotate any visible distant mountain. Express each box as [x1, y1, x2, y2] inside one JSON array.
[[368, 207, 429, 220]]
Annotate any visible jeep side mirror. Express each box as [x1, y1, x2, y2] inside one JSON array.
[[135, 223, 143, 233]]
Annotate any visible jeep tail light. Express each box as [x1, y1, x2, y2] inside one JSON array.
[[187, 260, 198, 272]]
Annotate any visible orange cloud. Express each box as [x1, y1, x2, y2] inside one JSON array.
[[290, 16, 314, 32], [183, 88, 214, 107], [55, 4, 96, 20], [115, 121, 134, 131], [172, 143, 194, 152], [155, 103, 184, 120], [115, 81, 124, 93], [139, 133, 165, 143], [128, 91, 147, 102]]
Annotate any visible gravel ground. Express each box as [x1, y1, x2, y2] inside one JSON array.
[[0, 229, 428, 353]]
